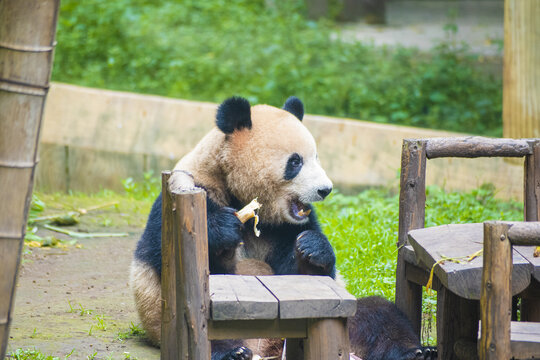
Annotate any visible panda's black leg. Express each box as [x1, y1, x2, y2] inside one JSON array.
[[212, 340, 252, 360], [294, 230, 336, 278]]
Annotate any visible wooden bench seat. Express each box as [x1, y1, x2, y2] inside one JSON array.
[[408, 223, 534, 299], [510, 321, 540, 358]]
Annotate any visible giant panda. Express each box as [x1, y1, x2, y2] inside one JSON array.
[[130, 96, 335, 360], [130, 96, 437, 360]]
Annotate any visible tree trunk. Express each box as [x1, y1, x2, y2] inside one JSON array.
[[0, 0, 60, 357]]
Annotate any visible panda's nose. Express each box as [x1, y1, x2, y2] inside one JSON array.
[[317, 187, 332, 200]]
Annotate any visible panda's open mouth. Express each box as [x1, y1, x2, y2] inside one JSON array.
[[290, 199, 311, 221]]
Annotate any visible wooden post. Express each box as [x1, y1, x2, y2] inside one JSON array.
[[479, 222, 512, 360], [395, 139, 427, 336], [0, 0, 60, 357], [304, 318, 350, 360], [161, 183, 211, 359], [502, 0, 540, 138]]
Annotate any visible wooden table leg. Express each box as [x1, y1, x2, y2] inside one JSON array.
[[304, 318, 349, 360], [437, 287, 479, 360]]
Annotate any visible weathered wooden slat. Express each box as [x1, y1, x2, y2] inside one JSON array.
[[408, 223, 532, 300], [160, 171, 179, 359], [479, 222, 512, 360], [396, 139, 426, 337], [258, 275, 356, 319], [425, 137, 532, 159], [524, 142, 540, 222], [304, 318, 350, 360], [209, 275, 278, 321], [208, 319, 307, 340], [507, 222, 540, 245], [477, 321, 540, 359], [172, 188, 211, 359]]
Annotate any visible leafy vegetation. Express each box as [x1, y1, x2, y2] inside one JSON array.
[[53, 0, 503, 135]]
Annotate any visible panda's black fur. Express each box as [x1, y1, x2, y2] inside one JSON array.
[[132, 96, 436, 360]]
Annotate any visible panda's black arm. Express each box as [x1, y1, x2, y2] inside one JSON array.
[[264, 206, 336, 278], [206, 194, 244, 274]]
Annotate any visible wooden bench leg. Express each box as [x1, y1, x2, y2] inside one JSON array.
[[395, 259, 423, 337], [304, 318, 349, 360], [437, 287, 479, 360]]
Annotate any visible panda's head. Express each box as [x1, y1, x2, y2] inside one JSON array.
[[217, 96, 333, 225]]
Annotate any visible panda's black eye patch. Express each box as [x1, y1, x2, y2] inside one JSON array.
[[284, 153, 303, 180]]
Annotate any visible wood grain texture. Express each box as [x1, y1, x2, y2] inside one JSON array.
[[507, 221, 540, 246], [396, 139, 426, 336], [208, 319, 307, 340], [437, 288, 479, 360], [304, 318, 350, 360], [408, 223, 532, 299], [503, 0, 540, 139], [209, 275, 278, 321], [160, 171, 180, 359], [257, 275, 356, 319], [524, 142, 540, 222], [0, 0, 60, 357], [425, 137, 532, 159], [509, 321, 540, 358], [173, 188, 211, 360], [479, 222, 512, 360]]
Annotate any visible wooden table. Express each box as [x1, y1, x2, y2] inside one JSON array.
[[407, 223, 540, 359], [209, 274, 357, 359]]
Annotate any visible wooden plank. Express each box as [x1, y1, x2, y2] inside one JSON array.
[[510, 320, 540, 359], [396, 139, 426, 337], [437, 288, 479, 360], [209, 275, 278, 321], [524, 142, 540, 222], [425, 137, 532, 159], [160, 171, 180, 359], [408, 223, 532, 299], [173, 188, 211, 359], [208, 319, 307, 340], [507, 221, 540, 246], [285, 338, 304, 360], [479, 222, 512, 360], [258, 275, 356, 319], [502, 0, 540, 140], [304, 318, 350, 360]]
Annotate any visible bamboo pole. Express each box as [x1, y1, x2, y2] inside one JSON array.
[[502, 0, 540, 138], [0, 0, 60, 357]]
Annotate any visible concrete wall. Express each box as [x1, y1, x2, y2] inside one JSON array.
[[37, 83, 524, 200]]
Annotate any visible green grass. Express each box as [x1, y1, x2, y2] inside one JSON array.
[[314, 184, 523, 299], [53, 0, 503, 136]]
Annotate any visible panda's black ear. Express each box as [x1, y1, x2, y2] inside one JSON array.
[[282, 96, 304, 121], [216, 97, 252, 134]]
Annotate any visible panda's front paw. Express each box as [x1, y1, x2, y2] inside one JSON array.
[[168, 170, 197, 192], [220, 346, 252, 360], [295, 230, 336, 277], [208, 207, 244, 254]]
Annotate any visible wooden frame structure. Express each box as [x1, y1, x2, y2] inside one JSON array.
[[480, 221, 540, 360], [160, 171, 356, 359], [396, 136, 540, 359]]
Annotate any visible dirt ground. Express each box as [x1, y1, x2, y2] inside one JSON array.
[[6, 227, 160, 360]]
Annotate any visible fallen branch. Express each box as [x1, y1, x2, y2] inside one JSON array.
[[44, 224, 128, 238]]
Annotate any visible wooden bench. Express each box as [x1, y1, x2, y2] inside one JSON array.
[[396, 137, 540, 360], [479, 221, 540, 360], [159, 172, 356, 359]]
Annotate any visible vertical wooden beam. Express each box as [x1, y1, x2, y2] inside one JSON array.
[[395, 139, 427, 336], [479, 222, 512, 360], [0, 0, 60, 357], [522, 141, 540, 321], [304, 318, 349, 360], [285, 338, 304, 359], [174, 188, 211, 359], [161, 171, 180, 359], [502, 0, 540, 138]]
